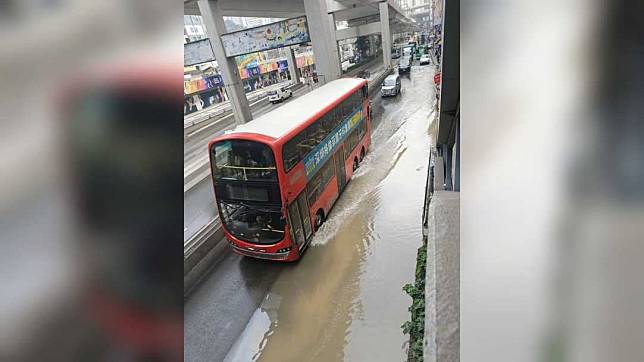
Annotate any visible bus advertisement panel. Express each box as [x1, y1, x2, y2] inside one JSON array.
[[303, 108, 363, 179]]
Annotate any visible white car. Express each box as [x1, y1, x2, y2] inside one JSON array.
[[419, 54, 431, 65], [268, 87, 293, 103]]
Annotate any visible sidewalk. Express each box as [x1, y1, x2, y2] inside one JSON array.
[[423, 153, 460, 362]]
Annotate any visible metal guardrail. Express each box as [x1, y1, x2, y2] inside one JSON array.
[[422, 148, 435, 235], [184, 81, 296, 130], [185, 216, 220, 255]]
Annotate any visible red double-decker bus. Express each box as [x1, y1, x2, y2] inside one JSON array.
[[209, 78, 371, 261]]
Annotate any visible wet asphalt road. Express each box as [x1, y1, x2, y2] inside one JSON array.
[[185, 61, 437, 362]]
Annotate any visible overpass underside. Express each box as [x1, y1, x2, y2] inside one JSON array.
[[184, 0, 418, 125]]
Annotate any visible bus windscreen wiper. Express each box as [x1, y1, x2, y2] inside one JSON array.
[[219, 200, 278, 214]]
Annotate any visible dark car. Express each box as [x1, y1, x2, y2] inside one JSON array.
[[398, 56, 411, 73]]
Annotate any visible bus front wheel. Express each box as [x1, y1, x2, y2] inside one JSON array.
[[360, 147, 365, 161], [353, 158, 359, 171], [315, 210, 325, 230]]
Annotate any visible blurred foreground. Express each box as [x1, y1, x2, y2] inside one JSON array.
[[461, 0, 644, 361], [0, 1, 183, 361]]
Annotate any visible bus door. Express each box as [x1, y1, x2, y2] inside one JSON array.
[[334, 149, 347, 193], [288, 192, 313, 250], [297, 192, 313, 241]]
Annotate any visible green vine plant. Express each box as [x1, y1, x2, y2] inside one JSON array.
[[402, 243, 427, 361]]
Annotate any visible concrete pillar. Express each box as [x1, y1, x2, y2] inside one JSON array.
[[285, 46, 300, 84], [379, 2, 392, 68], [303, 0, 341, 84], [198, 0, 252, 125]]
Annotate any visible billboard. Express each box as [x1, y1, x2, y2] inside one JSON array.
[[221, 16, 310, 58], [184, 38, 215, 66]]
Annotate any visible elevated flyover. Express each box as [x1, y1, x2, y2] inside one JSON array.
[[184, 0, 418, 99]]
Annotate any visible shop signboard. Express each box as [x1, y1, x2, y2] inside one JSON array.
[[247, 67, 261, 77], [221, 16, 310, 57], [237, 53, 264, 68], [204, 74, 223, 88]]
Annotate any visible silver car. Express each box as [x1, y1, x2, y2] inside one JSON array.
[[381, 74, 401, 97]]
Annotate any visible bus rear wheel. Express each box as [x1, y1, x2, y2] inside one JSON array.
[[353, 158, 359, 171], [360, 147, 365, 161], [314, 210, 325, 230]]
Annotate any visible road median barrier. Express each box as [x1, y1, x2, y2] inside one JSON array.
[[184, 218, 226, 298]]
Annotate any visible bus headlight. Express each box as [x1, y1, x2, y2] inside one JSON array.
[[277, 247, 292, 253]]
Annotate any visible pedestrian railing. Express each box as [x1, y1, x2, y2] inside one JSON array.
[[421, 146, 435, 236]]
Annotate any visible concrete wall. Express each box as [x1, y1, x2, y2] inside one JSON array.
[[423, 154, 460, 362]]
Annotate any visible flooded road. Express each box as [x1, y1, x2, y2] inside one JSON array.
[[185, 63, 437, 362], [224, 64, 437, 361]]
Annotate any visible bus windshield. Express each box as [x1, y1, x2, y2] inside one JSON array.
[[218, 200, 285, 244], [211, 140, 285, 244], [212, 140, 277, 181]]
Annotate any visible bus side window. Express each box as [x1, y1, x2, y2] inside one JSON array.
[[352, 92, 360, 109], [284, 132, 308, 171], [357, 119, 366, 140], [321, 113, 334, 135], [340, 98, 349, 120], [311, 120, 326, 144], [296, 130, 313, 153], [304, 122, 321, 148], [307, 160, 335, 206], [283, 137, 299, 171], [307, 170, 322, 205], [332, 106, 342, 129], [321, 159, 334, 186], [347, 126, 359, 153]]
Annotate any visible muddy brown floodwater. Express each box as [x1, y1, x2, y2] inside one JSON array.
[[224, 65, 437, 362]]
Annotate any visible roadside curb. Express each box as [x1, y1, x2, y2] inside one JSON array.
[[184, 220, 226, 298]]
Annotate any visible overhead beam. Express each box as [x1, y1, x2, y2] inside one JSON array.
[[326, 0, 351, 13], [346, 13, 381, 27], [407, 3, 430, 11], [185, 0, 305, 17], [335, 21, 381, 41]]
